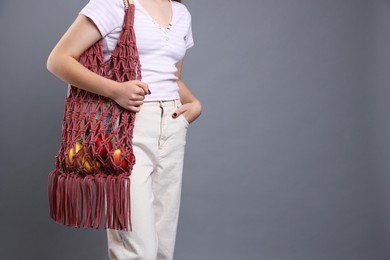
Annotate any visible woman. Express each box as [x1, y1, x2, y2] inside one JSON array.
[[46, 0, 202, 259]]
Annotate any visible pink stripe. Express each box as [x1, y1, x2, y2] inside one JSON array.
[[98, 0, 119, 29]]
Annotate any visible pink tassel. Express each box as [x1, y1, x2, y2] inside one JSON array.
[[48, 170, 58, 219], [83, 175, 95, 228], [113, 176, 119, 230], [55, 174, 65, 224], [105, 175, 114, 229], [74, 174, 83, 227], [64, 173, 73, 226], [126, 176, 132, 232], [94, 173, 106, 229]]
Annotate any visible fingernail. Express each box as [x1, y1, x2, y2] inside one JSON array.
[[148, 89, 151, 95], [172, 113, 177, 118]]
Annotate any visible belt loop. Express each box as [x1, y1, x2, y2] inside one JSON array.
[[173, 99, 178, 108], [159, 100, 163, 108]]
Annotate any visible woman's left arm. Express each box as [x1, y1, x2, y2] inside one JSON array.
[[172, 59, 202, 124]]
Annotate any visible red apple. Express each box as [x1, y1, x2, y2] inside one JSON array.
[[111, 149, 134, 170], [112, 149, 126, 169], [94, 135, 113, 160]]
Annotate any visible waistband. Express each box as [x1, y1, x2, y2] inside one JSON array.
[[141, 98, 180, 108]]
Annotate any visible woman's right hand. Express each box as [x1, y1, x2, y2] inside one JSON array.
[[112, 80, 151, 112]]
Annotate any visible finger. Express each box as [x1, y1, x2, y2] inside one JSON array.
[[132, 87, 146, 96], [172, 105, 185, 118], [131, 106, 141, 112], [129, 100, 144, 106], [131, 93, 145, 101], [134, 80, 151, 95], [127, 105, 141, 113]]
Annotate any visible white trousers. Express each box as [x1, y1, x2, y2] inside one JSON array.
[[107, 99, 189, 260]]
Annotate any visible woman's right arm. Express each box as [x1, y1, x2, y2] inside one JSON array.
[[46, 14, 149, 112]]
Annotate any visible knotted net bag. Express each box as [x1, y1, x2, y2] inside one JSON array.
[[48, 0, 140, 231]]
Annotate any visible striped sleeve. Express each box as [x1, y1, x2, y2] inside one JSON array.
[[79, 0, 125, 38]]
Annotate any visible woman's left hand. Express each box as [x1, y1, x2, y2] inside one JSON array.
[[172, 99, 202, 124]]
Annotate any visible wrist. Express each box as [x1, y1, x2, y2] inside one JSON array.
[[106, 80, 120, 101]]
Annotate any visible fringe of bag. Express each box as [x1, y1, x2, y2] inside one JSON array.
[[48, 170, 132, 231]]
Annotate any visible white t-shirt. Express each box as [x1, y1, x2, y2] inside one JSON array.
[[76, 0, 194, 101]]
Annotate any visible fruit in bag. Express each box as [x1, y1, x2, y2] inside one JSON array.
[[94, 135, 113, 160], [82, 155, 101, 173], [68, 142, 83, 166], [111, 148, 134, 170]]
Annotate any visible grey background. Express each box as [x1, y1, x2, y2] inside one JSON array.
[[0, 0, 389, 259]]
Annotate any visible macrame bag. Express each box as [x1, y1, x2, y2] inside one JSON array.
[[48, 0, 140, 232]]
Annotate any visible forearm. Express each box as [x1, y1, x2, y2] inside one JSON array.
[[47, 54, 118, 99], [177, 79, 199, 104]]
